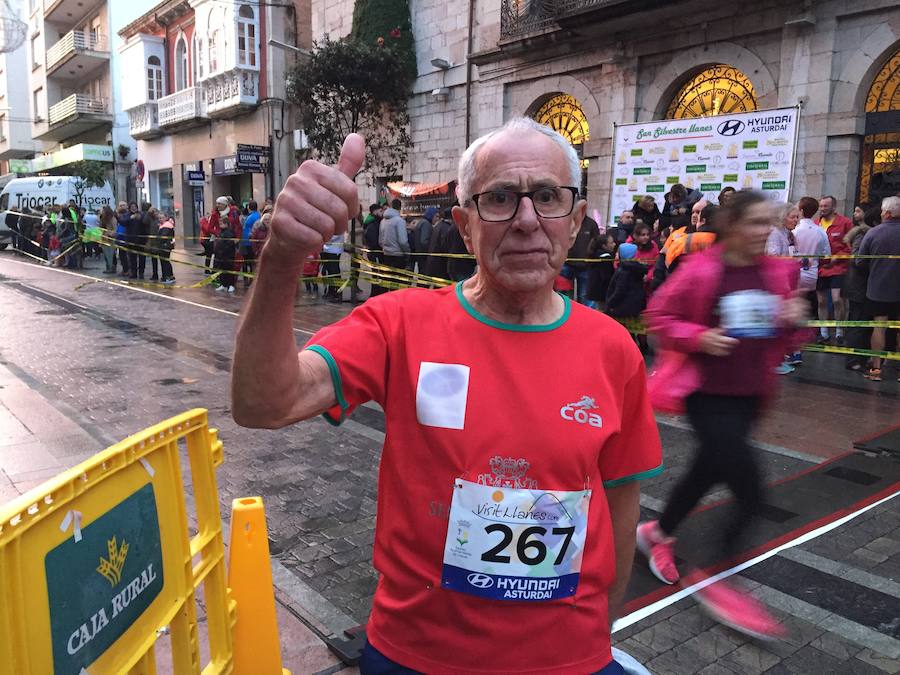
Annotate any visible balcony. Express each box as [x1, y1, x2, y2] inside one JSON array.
[[158, 86, 208, 130], [500, 0, 667, 40], [200, 67, 259, 119], [43, 0, 94, 28], [128, 102, 161, 140], [37, 93, 112, 142], [46, 30, 109, 80]]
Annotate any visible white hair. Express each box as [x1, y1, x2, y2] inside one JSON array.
[[882, 195, 900, 217], [457, 117, 581, 205], [773, 201, 797, 225]]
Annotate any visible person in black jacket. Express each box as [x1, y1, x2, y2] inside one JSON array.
[[631, 195, 661, 233], [605, 243, 647, 319], [446, 217, 476, 282], [125, 202, 144, 279], [214, 224, 238, 293], [586, 233, 617, 308], [425, 208, 454, 281]]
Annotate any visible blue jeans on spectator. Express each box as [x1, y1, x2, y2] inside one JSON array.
[[561, 263, 598, 309], [359, 641, 625, 674]]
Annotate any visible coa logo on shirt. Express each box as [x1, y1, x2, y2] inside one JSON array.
[[559, 395, 603, 428]]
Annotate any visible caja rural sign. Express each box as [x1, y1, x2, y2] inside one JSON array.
[[45, 484, 163, 675], [608, 106, 800, 224]]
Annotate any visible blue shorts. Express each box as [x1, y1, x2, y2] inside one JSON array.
[[358, 641, 625, 675]]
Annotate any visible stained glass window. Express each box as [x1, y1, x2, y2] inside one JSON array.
[[666, 64, 758, 119], [533, 94, 590, 146]]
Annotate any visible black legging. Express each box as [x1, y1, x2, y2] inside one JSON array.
[[659, 392, 763, 563]]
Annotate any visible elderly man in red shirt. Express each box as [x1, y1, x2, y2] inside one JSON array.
[[814, 195, 853, 345]]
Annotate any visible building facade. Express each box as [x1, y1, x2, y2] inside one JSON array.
[[312, 0, 900, 219], [19, 0, 161, 198], [0, 1, 41, 181], [119, 0, 310, 240]]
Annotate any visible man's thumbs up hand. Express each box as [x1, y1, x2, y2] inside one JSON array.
[[265, 134, 364, 269]]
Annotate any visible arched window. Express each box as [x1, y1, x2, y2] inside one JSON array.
[[858, 47, 900, 204], [147, 55, 163, 101], [237, 4, 258, 68], [175, 35, 188, 90], [666, 65, 757, 119], [192, 33, 200, 81], [532, 94, 590, 146]]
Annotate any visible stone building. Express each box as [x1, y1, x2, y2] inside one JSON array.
[[311, 0, 900, 219]]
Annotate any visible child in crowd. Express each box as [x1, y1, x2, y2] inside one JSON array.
[[587, 232, 617, 309], [302, 252, 320, 295], [47, 226, 60, 265], [606, 242, 650, 351], [629, 222, 660, 291]]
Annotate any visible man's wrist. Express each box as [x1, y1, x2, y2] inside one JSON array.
[[259, 237, 310, 276]]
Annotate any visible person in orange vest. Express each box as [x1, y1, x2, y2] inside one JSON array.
[[813, 195, 853, 345]]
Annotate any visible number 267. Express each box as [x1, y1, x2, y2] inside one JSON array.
[[481, 525, 575, 566]]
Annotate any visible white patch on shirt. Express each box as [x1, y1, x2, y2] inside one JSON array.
[[416, 362, 470, 430]]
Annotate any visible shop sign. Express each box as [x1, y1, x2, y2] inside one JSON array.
[[186, 170, 205, 186]]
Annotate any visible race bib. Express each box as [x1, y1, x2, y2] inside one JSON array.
[[718, 289, 780, 338], [441, 479, 590, 602]]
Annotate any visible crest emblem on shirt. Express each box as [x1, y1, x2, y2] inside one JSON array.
[[477, 456, 538, 489], [560, 395, 603, 428]]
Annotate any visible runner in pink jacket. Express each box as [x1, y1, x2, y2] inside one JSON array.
[[636, 190, 808, 641]]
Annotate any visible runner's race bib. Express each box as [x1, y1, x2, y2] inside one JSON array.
[[441, 479, 590, 601], [718, 289, 780, 338]]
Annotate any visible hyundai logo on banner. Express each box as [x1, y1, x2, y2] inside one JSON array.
[[717, 120, 745, 136], [467, 573, 494, 589]]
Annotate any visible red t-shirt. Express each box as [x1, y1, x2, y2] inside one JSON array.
[[306, 282, 663, 674]]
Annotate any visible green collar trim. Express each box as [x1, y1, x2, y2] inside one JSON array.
[[455, 281, 571, 332]]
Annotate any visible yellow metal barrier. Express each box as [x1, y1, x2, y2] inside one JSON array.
[[0, 409, 237, 674]]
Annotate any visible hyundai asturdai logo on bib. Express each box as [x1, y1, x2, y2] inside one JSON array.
[[467, 573, 494, 588], [560, 395, 603, 428]]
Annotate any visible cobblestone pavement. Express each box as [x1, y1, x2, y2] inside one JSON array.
[[1, 251, 898, 673]]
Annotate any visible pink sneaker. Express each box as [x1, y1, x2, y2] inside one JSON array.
[[694, 579, 786, 640], [636, 521, 680, 584]]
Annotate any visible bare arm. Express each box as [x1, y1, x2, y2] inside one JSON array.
[[605, 481, 640, 626], [231, 135, 365, 429]]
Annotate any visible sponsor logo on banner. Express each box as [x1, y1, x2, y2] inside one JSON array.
[[743, 140, 758, 149], [633, 167, 651, 175], [666, 176, 680, 184], [723, 174, 739, 182], [762, 181, 786, 190], [615, 178, 627, 185], [683, 144, 697, 152], [686, 165, 706, 173], [631, 148, 643, 156], [746, 161, 769, 171], [717, 119, 745, 136], [701, 183, 722, 191], [646, 185, 665, 192]]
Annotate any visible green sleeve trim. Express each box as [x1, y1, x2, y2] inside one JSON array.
[[304, 345, 349, 427], [602, 464, 664, 488], [455, 281, 571, 332]]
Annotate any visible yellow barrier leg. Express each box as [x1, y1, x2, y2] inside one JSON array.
[[227, 497, 291, 675]]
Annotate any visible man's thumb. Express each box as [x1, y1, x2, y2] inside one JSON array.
[[336, 133, 365, 178]]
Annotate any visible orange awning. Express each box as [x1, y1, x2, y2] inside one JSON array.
[[386, 181, 455, 198]]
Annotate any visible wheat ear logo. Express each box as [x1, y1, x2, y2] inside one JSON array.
[[96, 536, 129, 587]]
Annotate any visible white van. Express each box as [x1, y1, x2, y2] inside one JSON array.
[[0, 176, 115, 249]]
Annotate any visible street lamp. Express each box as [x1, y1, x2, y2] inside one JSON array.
[[267, 39, 311, 57]]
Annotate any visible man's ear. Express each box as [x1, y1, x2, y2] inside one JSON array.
[[452, 205, 474, 253]]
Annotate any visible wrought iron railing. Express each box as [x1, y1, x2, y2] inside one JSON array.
[[500, 0, 626, 39]]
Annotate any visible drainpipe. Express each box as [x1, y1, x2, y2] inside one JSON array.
[[464, 0, 475, 146]]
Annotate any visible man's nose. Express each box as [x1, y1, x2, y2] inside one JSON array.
[[513, 196, 541, 230]]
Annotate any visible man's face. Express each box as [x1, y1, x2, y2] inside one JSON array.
[[619, 211, 634, 226], [453, 130, 586, 293], [690, 199, 709, 227], [728, 202, 773, 257], [819, 197, 835, 218]]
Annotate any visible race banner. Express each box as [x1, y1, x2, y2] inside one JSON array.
[[607, 106, 800, 225]]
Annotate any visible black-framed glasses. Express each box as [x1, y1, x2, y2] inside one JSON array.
[[471, 186, 579, 222]]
